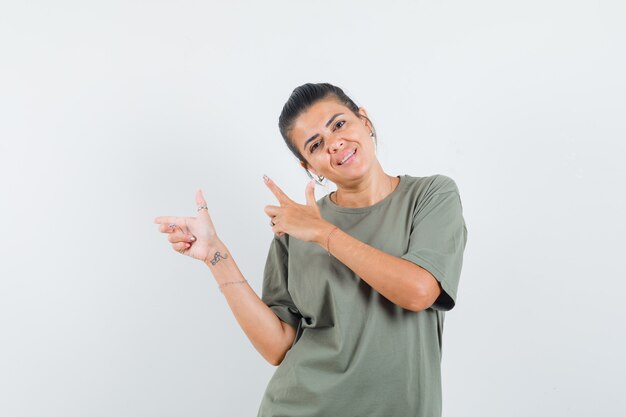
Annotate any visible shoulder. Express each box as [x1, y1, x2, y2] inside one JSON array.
[[402, 174, 460, 196], [426, 174, 460, 195], [399, 174, 463, 216], [399, 174, 465, 224]]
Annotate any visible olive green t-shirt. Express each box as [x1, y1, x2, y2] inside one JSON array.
[[257, 174, 468, 417]]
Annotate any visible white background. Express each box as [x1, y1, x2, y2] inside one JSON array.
[[1, 1, 624, 416]]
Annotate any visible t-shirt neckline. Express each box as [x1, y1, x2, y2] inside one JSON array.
[[322, 175, 407, 214]]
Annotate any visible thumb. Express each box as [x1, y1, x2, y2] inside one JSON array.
[[196, 189, 209, 216], [305, 180, 317, 206]]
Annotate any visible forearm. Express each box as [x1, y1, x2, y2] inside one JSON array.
[[315, 224, 433, 312], [204, 238, 291, 365]]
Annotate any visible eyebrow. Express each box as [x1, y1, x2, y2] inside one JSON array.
[[302, 113, 344, 151]]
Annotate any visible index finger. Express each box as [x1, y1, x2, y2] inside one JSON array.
[[154, 216, 190, 235], [154, 216, 181, 225], [263, 175, 293, 205]]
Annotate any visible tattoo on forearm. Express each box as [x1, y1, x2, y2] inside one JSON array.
[[209, 251, 229, 266]]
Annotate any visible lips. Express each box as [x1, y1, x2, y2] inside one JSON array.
[[337, 148, 357, 166]]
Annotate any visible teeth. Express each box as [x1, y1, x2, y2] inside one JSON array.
[[339, 150, 355, 165]]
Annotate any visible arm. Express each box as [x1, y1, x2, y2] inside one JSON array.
[[204, 238, 297, 366], [263, 177, 441, 313], [314, 225, 441, 312], [154, 190, 296, 366]]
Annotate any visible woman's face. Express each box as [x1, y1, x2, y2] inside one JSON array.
[[289, 98, 376, 185]]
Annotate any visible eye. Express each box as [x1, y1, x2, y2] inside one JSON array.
[[334, 120, 345, 129], [310, 139, 323, 153]]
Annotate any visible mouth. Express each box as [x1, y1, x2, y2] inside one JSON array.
[[338, 148, 357, 166]]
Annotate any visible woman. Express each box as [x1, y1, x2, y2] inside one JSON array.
[[154, 83, 468, 416]]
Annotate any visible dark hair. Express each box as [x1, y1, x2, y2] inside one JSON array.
[[278, 83, 377, 171]]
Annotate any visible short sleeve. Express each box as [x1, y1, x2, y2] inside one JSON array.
[[261, 234, 303, 330], [401, 175, 468, 311]]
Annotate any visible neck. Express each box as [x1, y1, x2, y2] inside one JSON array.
[[332, 167, 398, 208]]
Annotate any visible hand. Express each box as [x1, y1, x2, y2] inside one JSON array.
[[263, 176, 331, 243], [154, 189, 219, 262]]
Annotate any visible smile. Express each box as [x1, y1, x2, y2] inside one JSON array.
[[338, 149, 357, 165]]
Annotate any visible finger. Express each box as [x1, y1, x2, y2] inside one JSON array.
[[168, 232, 196, 244], [305, 179, 317, 206], [178, 218, 191, 236], [172, 241, 191, 253], [154, 216, 181, 225], [156, 217, 190, 235], [264, 205, 281, 217], [263, 175, 293, 206], [196, 189, 209, 217], [155, 218, 186, 235], [159, 224, 176, 233], [159, 222, 194, 234]]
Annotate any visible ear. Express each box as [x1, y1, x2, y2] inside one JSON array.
[[357, 106, 372, 129], [300, 160, 318, 177]]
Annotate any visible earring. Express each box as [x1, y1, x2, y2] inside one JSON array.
[[370, 131, 377, 154], [308, 171, 327, 186], [315, 174, 328, 186]]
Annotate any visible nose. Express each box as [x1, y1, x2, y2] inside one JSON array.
[[327, 135, 344, 153]]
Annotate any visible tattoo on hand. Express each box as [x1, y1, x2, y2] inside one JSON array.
[[209, 251, 229, 266]]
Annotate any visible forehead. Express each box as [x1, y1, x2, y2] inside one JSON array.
[[290, 98, 352, 144]]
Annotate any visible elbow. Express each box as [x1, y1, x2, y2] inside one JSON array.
[[405, 268, 443, 312], [406, 283, 441, 312], [269, 359, 282, 367], [266, 357, 280, 367], [265, 320, 296, 366], [262, 354, 279, 366], [406, 298, 431, 313], [266, 353, 285, 367], [265, 348, 288, 367]]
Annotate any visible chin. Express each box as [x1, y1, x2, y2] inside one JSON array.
[[333, 167, 371, 184]]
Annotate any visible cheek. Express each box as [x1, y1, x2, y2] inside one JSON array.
[[348, 129, 371, 148], [349, 126, 369, 141], [314, 153, 331, 166]]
